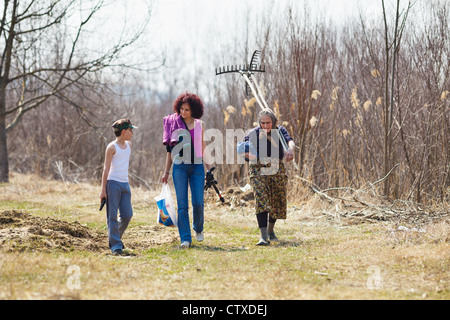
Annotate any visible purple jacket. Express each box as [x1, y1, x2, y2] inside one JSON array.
[[162, 113, 186, 146]]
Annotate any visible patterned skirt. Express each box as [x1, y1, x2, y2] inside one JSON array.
[[249, 160, 288, 220]]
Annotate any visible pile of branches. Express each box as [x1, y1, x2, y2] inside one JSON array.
[[304, 166, 449, 225]]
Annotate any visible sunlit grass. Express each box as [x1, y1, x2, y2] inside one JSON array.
[[0, 173, 448, 300]]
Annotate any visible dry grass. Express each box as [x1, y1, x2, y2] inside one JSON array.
[[0, 173, 449, 300]]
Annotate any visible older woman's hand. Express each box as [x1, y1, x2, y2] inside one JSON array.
[[245, 152, 257, 161], [285, 148, 294, 162]]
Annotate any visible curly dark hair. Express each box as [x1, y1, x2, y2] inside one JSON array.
[[172, 92, 204, 119]]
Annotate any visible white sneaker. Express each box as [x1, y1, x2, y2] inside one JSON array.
[[195, 231, 204, 242], [180, 241, 190, 248]]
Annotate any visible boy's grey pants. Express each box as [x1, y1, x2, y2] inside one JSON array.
[[106, 180, 133, 252]]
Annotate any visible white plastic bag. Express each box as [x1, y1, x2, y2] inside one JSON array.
[[154, 183, 177, 227]]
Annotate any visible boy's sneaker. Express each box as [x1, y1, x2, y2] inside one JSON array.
[[180, 241, 190, 248], [195, 231, 204, 242], [112, 248, 134, 256], [121, 249, 134, 256], [112, 249, 123, 256]]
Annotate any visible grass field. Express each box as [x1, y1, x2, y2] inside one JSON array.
[[0, 173, 448, 300]]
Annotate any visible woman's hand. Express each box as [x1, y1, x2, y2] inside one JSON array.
[[161, 172, 170, 184], [162, 152, 173, 184]]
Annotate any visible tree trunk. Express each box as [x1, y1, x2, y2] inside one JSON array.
[[0, 85, 9, 183], [0, 0, 17, 183]]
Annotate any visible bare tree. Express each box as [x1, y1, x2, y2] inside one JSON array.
[[380, 0, 413, 196], [0, 0, 153, 182]]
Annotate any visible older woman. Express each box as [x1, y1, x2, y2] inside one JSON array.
[[161, 92, 211, 248], [242, 110, 295, 245]]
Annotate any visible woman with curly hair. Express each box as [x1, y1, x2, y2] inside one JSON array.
[[161, 92, 211, 248]]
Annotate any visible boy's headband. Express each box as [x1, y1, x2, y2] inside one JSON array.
[[112, 121, 137, 132]]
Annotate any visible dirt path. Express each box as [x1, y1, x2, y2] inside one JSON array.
[[0, 210, 181, 254], [0, 210, 107, 252]]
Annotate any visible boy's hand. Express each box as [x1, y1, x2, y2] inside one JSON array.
[[99, 190, 107, 201]]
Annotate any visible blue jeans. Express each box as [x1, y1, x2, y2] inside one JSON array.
[[172, 163, 205, 243], [106, 180, 133, 252]]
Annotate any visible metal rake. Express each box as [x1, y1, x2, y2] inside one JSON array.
[[215, 50, 288, 152]]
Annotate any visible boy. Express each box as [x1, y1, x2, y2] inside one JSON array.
[[99, 119, 137, 255]]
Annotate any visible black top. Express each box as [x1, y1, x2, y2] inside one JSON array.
[[244, 126, 293, 160]]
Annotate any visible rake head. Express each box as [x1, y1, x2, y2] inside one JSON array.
[[215, 50, 266, 96]]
